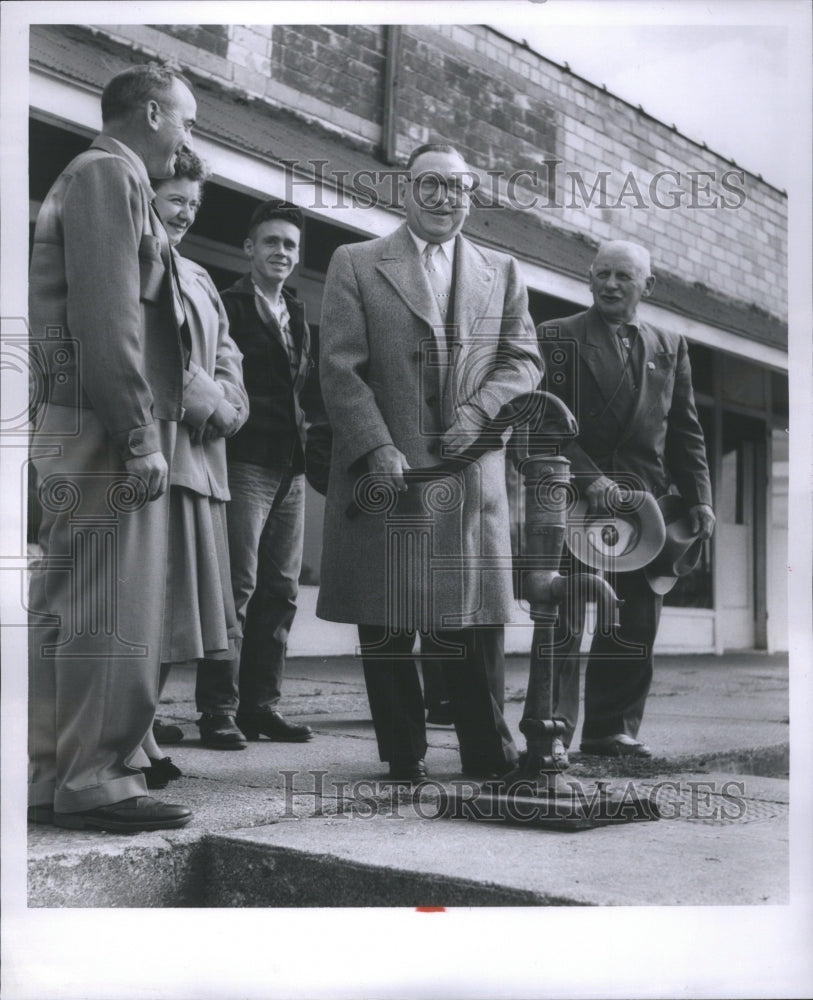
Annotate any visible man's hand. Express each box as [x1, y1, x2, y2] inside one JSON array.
[[689, 503, 716, 540], [584, 475, 620, 516], [366, 444, 411, 492], [441, 403, 487, 456], [124, 451, 168, 501]]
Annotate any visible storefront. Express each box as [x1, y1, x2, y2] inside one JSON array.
[[27, 24, 789, 653]]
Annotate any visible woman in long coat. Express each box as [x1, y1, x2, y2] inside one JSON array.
[[140, 151, 248, 785]]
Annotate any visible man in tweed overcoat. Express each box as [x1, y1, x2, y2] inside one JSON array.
[[317, 143, 541, 781]]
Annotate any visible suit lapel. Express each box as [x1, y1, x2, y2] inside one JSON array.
[[450, 235, 497, 344], [375, 225, 439, 330], [442, 236, 499, 424], [616, 321, 659, 444], [579, 307, 635, 427], [376, 225, 452, 414]]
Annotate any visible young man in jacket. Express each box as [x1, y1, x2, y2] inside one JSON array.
[[195, 200, 329, 748]]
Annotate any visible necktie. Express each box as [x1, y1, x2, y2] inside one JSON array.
[[617, 324, 641, 390], [422, 242, 451, 321]]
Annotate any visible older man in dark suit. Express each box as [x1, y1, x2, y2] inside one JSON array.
[[317, 142, 542, 781], [28, 64, 197, 831], [536, 240, 715, 759]]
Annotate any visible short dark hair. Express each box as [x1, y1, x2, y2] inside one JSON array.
[[247, 199, 303, 239], [101, 63, 195, 124], [406, 142, 465, 170], [152, 149, 211, 194], [170, 149, 210, 185]]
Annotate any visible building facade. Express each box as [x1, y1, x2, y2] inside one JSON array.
[[28, 22, 789, 653]]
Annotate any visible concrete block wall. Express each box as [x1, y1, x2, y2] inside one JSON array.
[[400, 25, 787, 320], [93, 22, 787, 320]]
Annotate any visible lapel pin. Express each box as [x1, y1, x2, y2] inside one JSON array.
[[647, 361, 655, 370]]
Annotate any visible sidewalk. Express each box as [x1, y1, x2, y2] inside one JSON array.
[[28, 650, 789, 907]]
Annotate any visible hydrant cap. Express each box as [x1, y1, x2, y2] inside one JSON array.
[[567, 491, 666, 572]]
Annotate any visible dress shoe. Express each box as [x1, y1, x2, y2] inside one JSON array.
[[141, 756, 183, 789], [425, 701, 454, 726], [197, 713, 247, 750], [580, 733, 652, 758], [387, 758, 428, 782], [152, 720, 184, 744], [28, 804, 55, 824], [53, 796, 192, 833], [237, 709, 313, 743]]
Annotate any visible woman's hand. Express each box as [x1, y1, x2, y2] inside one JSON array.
[[199, 398, 241, 442]]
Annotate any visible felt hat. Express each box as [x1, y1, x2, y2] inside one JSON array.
[[566, 490, 666, 573], [643, 494, 705, 594]]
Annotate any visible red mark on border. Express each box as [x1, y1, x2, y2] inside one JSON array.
[[416, 906, 446, 912]]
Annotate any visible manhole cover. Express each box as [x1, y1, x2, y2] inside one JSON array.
[[637, 780, 788, 825]]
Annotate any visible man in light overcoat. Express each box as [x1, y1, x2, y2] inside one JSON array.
[[317, 143, 542, 781], [28, 64, 197, 832]]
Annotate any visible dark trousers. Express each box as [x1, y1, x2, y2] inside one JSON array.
[[357, 624, 518, 770], [539, 568, 662, 745], [420, 658, 451, 713]]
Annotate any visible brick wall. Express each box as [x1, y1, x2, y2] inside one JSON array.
[[93, 22, 787, 321], [397, 25, 787, 320], [270, 25, 385, 129]]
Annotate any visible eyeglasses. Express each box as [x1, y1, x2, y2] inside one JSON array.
[[411, 171, 474, 206]]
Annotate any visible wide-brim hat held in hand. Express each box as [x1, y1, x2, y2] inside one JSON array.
[[567, 490, 666, 573], [643, 494, 705, 594]]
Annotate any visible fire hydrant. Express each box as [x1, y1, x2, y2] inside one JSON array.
[[444, 392, 660, 829]]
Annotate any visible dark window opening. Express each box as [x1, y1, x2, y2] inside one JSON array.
[[302, 217, 368, 274], [688, 343, 715, 398]]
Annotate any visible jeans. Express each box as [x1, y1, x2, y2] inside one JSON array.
[[195, 462, 305, 715]]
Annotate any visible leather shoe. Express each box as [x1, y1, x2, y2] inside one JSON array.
[[197, 714, 247, 750], [28, 804, 55, 824], [53, 796, 192, 833], [152, 720, 184, 744], [141, 756, 183, 789], [387, 758, 428, 782], [580, 734, 652, 758], [237, 710, 313, 743]]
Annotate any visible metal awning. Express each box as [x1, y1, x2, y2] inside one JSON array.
[[29, 24, 787, 353]]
